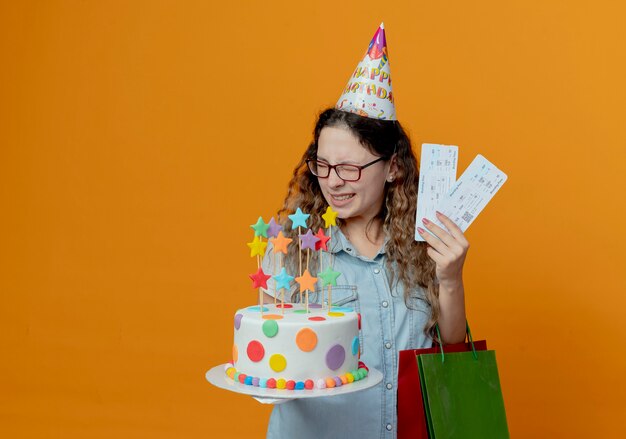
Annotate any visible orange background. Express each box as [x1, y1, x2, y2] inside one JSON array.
[[1, 1, 625, 437]]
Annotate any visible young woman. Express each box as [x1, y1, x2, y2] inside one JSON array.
[[262, 108, 469, 439]]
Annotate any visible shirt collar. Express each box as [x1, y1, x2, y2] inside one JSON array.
[[327, 226, 388, 259]]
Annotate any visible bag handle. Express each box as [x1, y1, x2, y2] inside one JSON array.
[[435, 321, 478, 363]]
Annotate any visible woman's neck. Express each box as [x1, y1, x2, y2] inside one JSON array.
[[340, 217, 385, 259]]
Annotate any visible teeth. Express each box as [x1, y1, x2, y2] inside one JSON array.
[[333, 194, 354, 201]]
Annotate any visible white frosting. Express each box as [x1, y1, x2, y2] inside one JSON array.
[[233, 304, 359, 382]]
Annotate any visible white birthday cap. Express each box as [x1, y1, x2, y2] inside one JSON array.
[[335, 23, 396, 120]]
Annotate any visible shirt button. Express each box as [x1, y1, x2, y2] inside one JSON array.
[[374, 268, 380, 274], [386, 424, 392, 431], [386, 383, 393, 390], [346, 247, 352, 252], [382, 300, 388, 308], [385, 342, 392, 349]]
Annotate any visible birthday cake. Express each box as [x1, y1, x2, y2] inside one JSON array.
[[224, 207, 369, 391], [225, 303, 368, 390]]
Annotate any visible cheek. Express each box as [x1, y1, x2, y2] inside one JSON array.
[[360, 180, 384, 200], [317, 178, 327, 191]]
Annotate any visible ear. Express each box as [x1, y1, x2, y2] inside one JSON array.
[[387, 154, 398, 182]]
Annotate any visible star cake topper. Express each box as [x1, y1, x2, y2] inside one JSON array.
[[249, 267, 271, 290], [299, 229, 320, 251], [246, 236, 267, 257], [318, 266, 342, 287], [322, 206, 339, 228], [295, 269, 318, 292], [250, 217, 270, 238], [314, 228, 331, 251], [267, 217, 283, 238], [270, 231, 293, 255], [288, 207, 310, 230], [273, 267, 295, 291]]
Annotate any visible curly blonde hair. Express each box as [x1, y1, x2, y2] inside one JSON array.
[[277, 108, 440, 338]]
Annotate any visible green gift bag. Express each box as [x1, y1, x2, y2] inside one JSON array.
[[417, 324, 509, 438]]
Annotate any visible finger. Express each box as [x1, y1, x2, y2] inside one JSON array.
[[421, 217, 458, 249], [435, 211, 469, 247], [417, 226, 449, 256], [426, 245, 446, 265]]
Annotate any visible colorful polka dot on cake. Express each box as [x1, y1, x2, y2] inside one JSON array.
[[351, 336, 359, 356], [269, 354, 287, 372], [234, 313, 243, 330], [276, 378, 286, 389], [296, 328, 318, 352], [326, 344, 346, 370], [247, 340, 265, 362], [262, 314, 283, 320], [308, 316, 326, 321], [262, 319, 279, 337], [275, 303, 293, 309]]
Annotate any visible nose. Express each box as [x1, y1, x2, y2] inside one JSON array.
[[327, 168, 345, 189]]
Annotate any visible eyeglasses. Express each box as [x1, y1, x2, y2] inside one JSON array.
[[306, 157, 385, 182]]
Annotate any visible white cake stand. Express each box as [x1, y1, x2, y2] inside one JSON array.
[[206, 364, 383, 404]]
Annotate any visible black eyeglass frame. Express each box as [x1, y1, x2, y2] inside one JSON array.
[[305, 157, 386, 182]]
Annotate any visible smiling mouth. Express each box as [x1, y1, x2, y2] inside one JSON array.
[[331, 194, 355, 201]]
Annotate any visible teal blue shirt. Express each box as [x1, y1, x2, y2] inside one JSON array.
[[263, 227, 432, 439]]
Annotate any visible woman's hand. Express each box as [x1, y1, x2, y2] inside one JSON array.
[[416, 211, 470, 288], [417, 211, 469, 344]]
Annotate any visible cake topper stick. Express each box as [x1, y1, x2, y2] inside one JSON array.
[[270, 231, 292, 311], [273, 253, 277, 305], [274, 267, 294, 316], [298, 228, 302, 301], [257, 254, 263, 315], [295, 269, 317, 314], [299, 228, 320, 304], [321, 207, 338, 309], [288, 208, 310, 300], [318, 266, 341, 315], [329, 285, 332, 313], [314, 227, 331, 307], [247, 233, 268, 316], [304, 252, 310, 312], [249, 265, 271, 316]]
